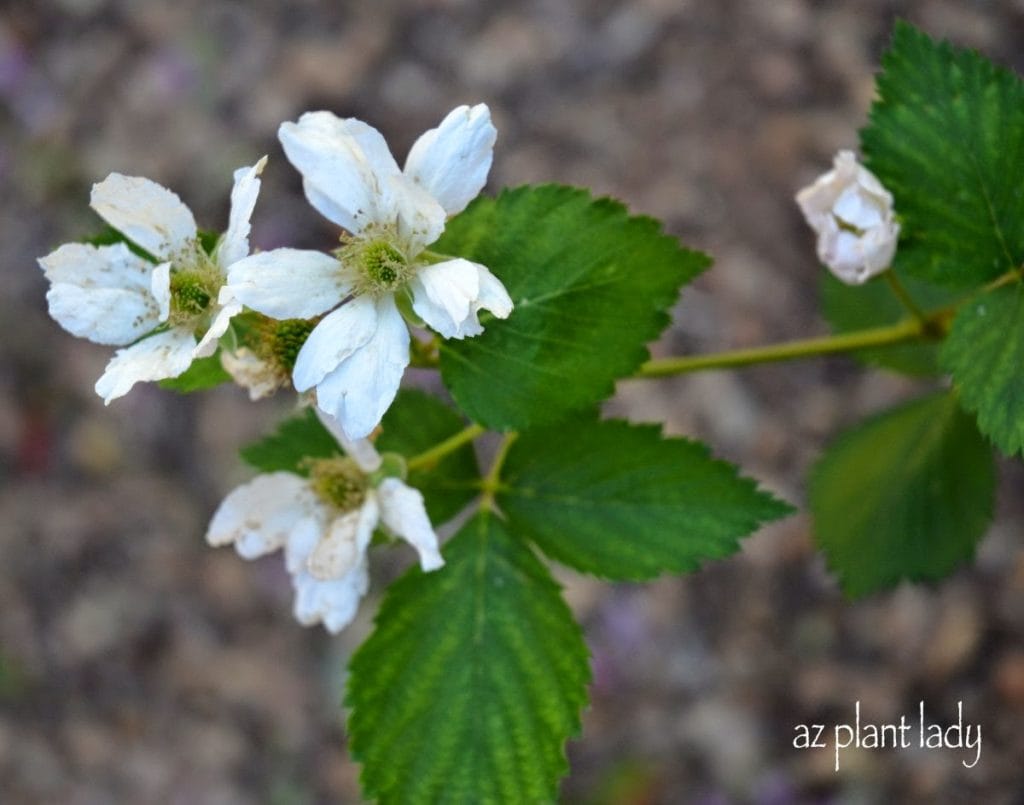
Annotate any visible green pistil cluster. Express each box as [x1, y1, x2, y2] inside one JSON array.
[[338, 229, 414, 296], [266, 318, 316, 370], [169, 243, 223, 326], [170, 270, 213, 316], [306, 456, 368, 512]]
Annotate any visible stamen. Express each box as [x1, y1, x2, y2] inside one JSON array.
[[336, 225, 414, 296], [306, 456, 368, 512], [168, 241, 224, 325]]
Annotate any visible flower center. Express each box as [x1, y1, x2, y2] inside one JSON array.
[[337, 225, 415, 297], [363, 241, 407, 286], [306, 456, 368, 512], [169, 242, 223, 326], [170, 270, 214, 316]]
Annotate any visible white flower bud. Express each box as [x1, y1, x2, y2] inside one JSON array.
[[796, 150, 900, 285]]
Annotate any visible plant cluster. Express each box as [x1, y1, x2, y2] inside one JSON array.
[[38, 22, 1023, 802]]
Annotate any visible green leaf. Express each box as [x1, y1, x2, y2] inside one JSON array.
[[239, 408, 339, 475], [861, 21, 1024, 288], [940, 282, 1024, 456], [84, 226, 220, 262], [347, 512, 590, 804], [239, 392, 480, 523], [809, 390, 996, 597], [377, 389, 480, 525], [85, 225, 158, 263], [159, 352, 232, 392], [197, 229, 220, 255], [435, 185, 710, 431], [497, 419, 793, 580], [821, 270, 956, 375]]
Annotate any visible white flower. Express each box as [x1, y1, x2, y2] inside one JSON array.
[[796, 150, 900, 285], [225, 104, 513, 439], [205, 415, 443, 634], [38, 157, 267, 402]]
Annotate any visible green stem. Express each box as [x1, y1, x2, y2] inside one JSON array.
[[635, 317, 927, 378], [406, 423, 486, 471], [480, 432, 518, 511], [883, 271, 928, 324], [419, 249, 459, 265], [981, 264, 1024, 293]]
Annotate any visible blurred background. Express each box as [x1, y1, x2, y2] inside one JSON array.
[[2, 1, 1024, 802]]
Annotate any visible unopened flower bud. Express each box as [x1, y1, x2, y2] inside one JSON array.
[[796, 150, 900, 285]]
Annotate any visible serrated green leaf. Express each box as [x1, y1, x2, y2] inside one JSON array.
[[239, 408, 339, 475], [497, 419, 793, 580], [861, 22, 1024, 288], [809, 391, 995, 597], [941, 282, 1024, 456], [377, 389, 480, 525], [159, 352, 232, 392], [347, 512, 590, 804], [821, 270, 956, 375], [435, 185, 710, 431]]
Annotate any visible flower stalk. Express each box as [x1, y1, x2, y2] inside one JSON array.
[[480, 432, 518, 512], [634, 317, 927, 379], [406, 423, 487, 471], [883, 271, 929, 325]]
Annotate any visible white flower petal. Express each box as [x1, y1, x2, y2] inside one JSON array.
[[307, 495, 379, 580], [221, 348, 283, 400], [94, 327, 197, 404], [216, 156, 267, 269], [39, 241, 152, 291], [796, 150, 858, 224], [862, 222, 901, 274], [315, 409, 383, 473], [410, 258, 512, 339], [194, 298, 242, 358], [404, 103, 497, 216], [377, 478, 444, 571], [285, 514, 371, 633], [45, 284, 159, 346], [410, 258, 477, 338], [292, 295, 380, 392], [279, 111, 401, 234], [345, 118, 403, 179], [832, 184, 884, 230], [151, 262, 172, 322], [307, 510, 360, 580], [226, 248, 354, 320], [39, 242, 162, 345], [312, 295, 410, 440], [206, 472, 319, 558], [475, 263, 514, 319], [291, 559, 369, 633], [387, 173, 447, 255], [90, 173, 197, 259], [284, 516, 323, 574]]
